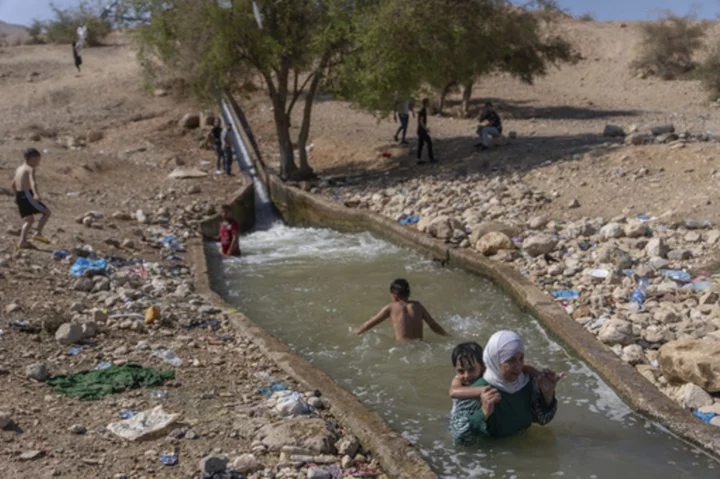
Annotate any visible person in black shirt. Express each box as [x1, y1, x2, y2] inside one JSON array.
[[210, 119, 224, 173], [476, 102, 503, 151], [72, 42, 82, 73], [417, 98, 437, 164]]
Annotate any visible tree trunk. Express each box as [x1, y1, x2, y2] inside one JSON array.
[[272, 97, 296, 180], [438, 81, 455, 115], [295, 71, 324, 181], [461, 81, 474, 118]]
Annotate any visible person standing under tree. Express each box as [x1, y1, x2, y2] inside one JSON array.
[[393, 94, 414, 145], [417, 98, 437, 165]]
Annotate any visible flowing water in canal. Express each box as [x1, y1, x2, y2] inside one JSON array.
[[206, 224, 718, 479]]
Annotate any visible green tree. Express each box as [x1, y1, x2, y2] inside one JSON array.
[[122, 0, 360, 180], [334, 0, 575, 118], [43, 1, 113, 46]]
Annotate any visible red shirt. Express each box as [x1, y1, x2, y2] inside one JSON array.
[[219, 219, 240, 255]]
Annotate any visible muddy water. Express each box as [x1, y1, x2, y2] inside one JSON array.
[[206, 225, 718, 478]]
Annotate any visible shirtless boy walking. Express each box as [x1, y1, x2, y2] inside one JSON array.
[[12, 148, 51, 249], [355, 279, 449, 340]]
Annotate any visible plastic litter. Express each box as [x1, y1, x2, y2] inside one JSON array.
[[659, 269, 692, 283], [551, 290, 580, 299], [398, 215, 419, 225], [622, 269, 636, 276], [107, 406, 179, 441], [274, 390, 310, 416], [94, 362, 113, 370], [53, 251, 70, 259], [159, 452, 178, 466], [578, 241, 594, 251], [8, 319, 41, 334], [183, 318, 220, 331], [683, 282, 713, 291], [161, 350, 182, 367], [685, 219, 712, 229], [118, 410, 138, 419], [160, 235, 185, 252], [165, 255, 183, 261], [257, 382, 290, 398], [71, 257, 107, 277], [588, 269, 609, 279], [68, 347, 83, 355], [694, 409, 716, 423], [150, 389, 168, 400], [630, 275, 649, 305], [637, 215, 650, 221]]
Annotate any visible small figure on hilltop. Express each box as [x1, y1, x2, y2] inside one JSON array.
[[76, 23, 88, 49], [416, 98, 437, 165], [355, 278, 448, 340], [199, 205, 241, 257], [476, 102, 502, 151], [12, 148, 52, 249], [208, 118, 224, 174], [222, 123, 234, 176], [72, 41, 82, 73], [393, 93, 414, 145]]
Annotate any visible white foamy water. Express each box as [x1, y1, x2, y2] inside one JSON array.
[[207, 225, 719, 478]]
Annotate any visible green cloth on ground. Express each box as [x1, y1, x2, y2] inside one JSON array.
[[46, 364, 175, 401]]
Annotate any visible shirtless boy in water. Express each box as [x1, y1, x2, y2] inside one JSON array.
[[355, 279, 449, 340], [12, 148, 51, 249]]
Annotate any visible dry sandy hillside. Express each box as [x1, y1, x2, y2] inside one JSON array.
[[243, 19, 720, 224], [0, 20, 29, 45]]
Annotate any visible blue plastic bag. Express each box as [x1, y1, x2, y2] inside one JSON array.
[[552, 290, 580, 299], [659, 269, 692, 283], [694, 409, 716, 423], [70, 257, 107, 277]]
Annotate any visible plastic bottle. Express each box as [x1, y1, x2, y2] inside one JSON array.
[[630, 275, 649, 305], [150, 390, 168, 400]]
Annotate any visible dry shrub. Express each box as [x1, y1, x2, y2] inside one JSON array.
[[578, 13, 594, 22], [632, 13, 705, 80], [698, 38, 720, 100]]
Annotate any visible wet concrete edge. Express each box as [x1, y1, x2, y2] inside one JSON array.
[[193, 173, 438, 479], [263, 173, 720, 459]]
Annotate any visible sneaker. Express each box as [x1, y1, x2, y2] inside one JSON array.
[[33, 235, 51, 244], [393, 135, 399, 142]]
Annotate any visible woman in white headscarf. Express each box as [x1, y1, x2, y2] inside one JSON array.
[[450, 330, 560, 445]]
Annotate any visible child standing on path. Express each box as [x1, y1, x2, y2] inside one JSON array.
[[417, 98, 437, 165], [12, 148, 51, 249], [355, 279, 448, 340]]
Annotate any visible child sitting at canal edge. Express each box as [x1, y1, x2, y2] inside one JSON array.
[[354, 278, 449, 340], [199, 205, 241, 257], [448, 342, 543, 421]]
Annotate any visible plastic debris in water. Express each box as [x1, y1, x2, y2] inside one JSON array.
[[659, 269, 692, 283], [159, 453, 178, 466], [552, 290, 580, 299]]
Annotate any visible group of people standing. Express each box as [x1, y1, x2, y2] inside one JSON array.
[[209, 120, 236, 176], [392, 96, 504, 163]]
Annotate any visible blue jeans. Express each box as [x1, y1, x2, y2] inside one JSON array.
[[395, 114, 409, 141], [481, 126, 501, 147], [223, 147, 232, 175]]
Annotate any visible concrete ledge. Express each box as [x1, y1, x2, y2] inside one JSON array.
[[198, 172, 255, 237], [193, 169, 437, 478], [264, 172, 720, 458]]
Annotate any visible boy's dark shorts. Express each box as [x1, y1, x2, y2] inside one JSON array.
[[16, 191, 47, 218]]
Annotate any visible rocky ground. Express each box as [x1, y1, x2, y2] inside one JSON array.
[[0, 42, 385, 478]]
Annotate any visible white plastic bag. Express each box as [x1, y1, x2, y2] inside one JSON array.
[[274, 391, 310, 416], [107, 406, 179, 441]]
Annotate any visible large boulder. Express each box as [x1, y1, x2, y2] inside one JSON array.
[[657, 340, 720, 393], [55, 323, 83, 345], [468, 222, 520, 245], [427, 216, 452, 239], [254, 418, 338, 455], [523, 234, 558, 257], [179, 113, 200, 129], [476, 232, 513, 256], [596, 245, 633, 269]]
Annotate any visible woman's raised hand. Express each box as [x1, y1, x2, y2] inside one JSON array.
[[480, 387, 502, 419]]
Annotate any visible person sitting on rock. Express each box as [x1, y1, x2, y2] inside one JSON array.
[[354, 278, 449, 341], [476, 102, 503, 151], [450, 330, 562, 445], [199, 205, 241, 256]]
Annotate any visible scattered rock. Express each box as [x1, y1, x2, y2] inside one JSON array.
[[307, 468, 331, 479], [596, 245, 633, 269], [603, 124, 625, 137], [645, 238, 669, 259], [477, 232, 513, 256], [528, 216, 548, 230], [55, 323, 83, 345], [426, 216, 452, 239], [651, 124, 675, 136], [624, 221, 647, 238], [69, 424, 87, 435], [231, 454, 259, 474], [523, 234, 558, 257], [88, 131, 104, 143], [600, 222, 624, 240], [568, 198, 580, 209], [667, 249, 692, 261], [0, 411, 11, 429], [674, 383, 713, 409], [26, 363, 49, 382], [5, 303, 21, 314], [179, 113, 200, 129], [254, 418, 338, 455], [335, 435, 360, 457], [19, 450, 44, 461], [199, 455, 229, 476], [598, 319, 635, 346]]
